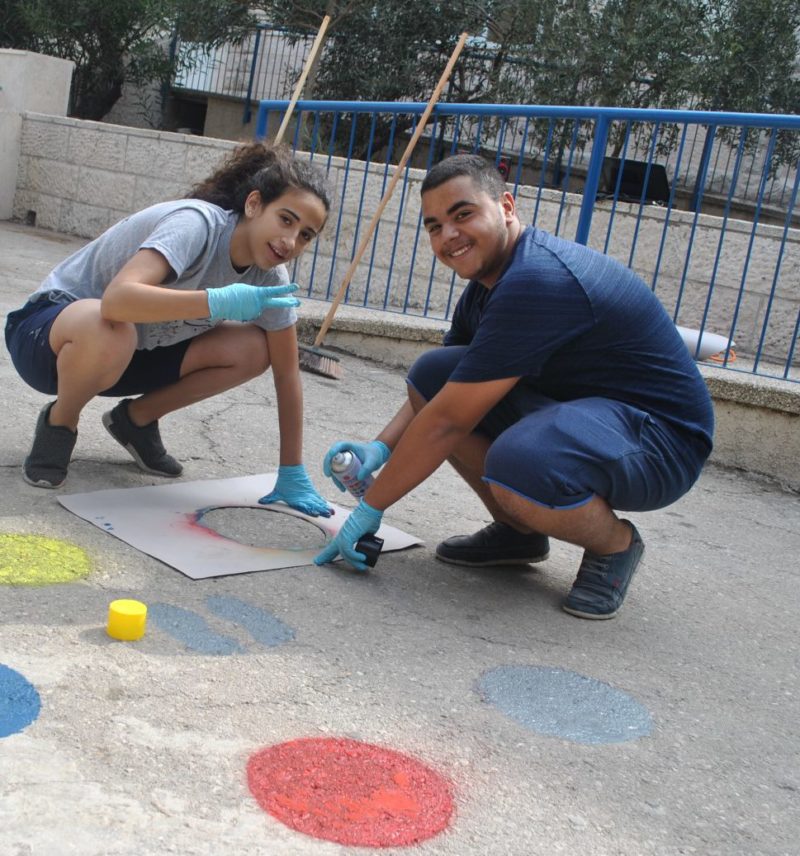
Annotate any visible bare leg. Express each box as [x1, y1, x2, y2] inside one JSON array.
[[407, 383, 629, 555], [47, 299, 138, 430], [489, 484, 632, 555], [126, 324, 269, 426], [407, 384, 533, 531]]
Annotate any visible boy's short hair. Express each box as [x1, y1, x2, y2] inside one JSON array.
[[421, 154, 507, 197]]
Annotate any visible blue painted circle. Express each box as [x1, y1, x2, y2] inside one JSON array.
[[477, 665, 652, 745], [0, 664, 41, 738]]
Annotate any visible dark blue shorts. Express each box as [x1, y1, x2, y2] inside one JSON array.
[[4, 293, 193, 397], [407, 346, 711, 512]]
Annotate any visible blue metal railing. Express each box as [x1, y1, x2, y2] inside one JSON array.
[[256, 99, 800, 382]]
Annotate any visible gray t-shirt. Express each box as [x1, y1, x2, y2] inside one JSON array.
[[32, 199, 296, 350]]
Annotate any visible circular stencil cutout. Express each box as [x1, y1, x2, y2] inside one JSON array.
[[477, 665, 652, 744], [0, 664, 41, 737], [198, 508, 326, 550], [247, 737, 454, 847], [0, 534, 91, 585]]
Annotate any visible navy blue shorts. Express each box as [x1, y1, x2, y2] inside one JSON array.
[[407, 346, 710, 512], [4, 293, 193, 397]]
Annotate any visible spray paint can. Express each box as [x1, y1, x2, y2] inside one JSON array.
[[330, 450, 373, 498]]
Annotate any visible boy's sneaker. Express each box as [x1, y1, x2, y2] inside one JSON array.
[[436, 521, 550, 566], [562, 521, 644, 620], [23, 402, 78, 489], [102, 399, 183, 477]]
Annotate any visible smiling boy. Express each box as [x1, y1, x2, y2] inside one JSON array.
[[316, 154, 714, 619]]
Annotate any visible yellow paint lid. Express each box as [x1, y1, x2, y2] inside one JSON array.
[[107, 599, 147, 641]]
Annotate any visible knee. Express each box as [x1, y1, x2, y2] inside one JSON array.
[[406, 345, 466, 403], [485, 431, 577, 509], [94, 319, 138, 365], [241, 329, 270, 377]]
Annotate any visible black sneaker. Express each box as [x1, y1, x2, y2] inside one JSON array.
[[23, 402, 78, 489], [436, 521, 550, 566], [562, 521, 644, 620], [102, 399, 183, 477]]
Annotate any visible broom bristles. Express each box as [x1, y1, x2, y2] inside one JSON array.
[[298, 345, 342, 380]]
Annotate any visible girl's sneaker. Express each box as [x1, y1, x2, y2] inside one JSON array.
[[102, 399, 182, 477], [23, 402, 78, 489]]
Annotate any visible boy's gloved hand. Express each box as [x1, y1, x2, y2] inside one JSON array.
[[207, 282, 300, 322], [258, 464, 333, 517], [322, 440, 391, 492], [314, 500, 383, 572]]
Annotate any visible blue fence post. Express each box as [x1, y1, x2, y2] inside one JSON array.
[[690, 124, 716, 212], [254, 101, 273, 140], [575, 113, 609, 245], [243, 26, 263, 125]]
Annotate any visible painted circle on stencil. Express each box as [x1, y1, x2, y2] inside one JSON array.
[[247, 737, 454, 847], [0, 664, 41, 738], [0, 534, 91, 585], [197, 507, 327, 550], [477, 665, 652, 744]]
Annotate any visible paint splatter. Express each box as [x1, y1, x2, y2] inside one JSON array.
[[477, 665, 652, 744], [205, 595, 295, 647], [148, 603, 244, 655], [247, 737, 454, 847], [0, 534, 91, 586], [0, 664, 41, 738]]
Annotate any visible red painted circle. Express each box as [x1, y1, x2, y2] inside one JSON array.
[[247, 737, 454, 847]]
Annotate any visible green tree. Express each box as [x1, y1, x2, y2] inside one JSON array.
[[258, 0, 490, 156], [0, 0, 255, 120], [695, 0, 800, 114]]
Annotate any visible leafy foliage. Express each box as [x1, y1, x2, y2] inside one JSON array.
[[0, 0, 255, 119]]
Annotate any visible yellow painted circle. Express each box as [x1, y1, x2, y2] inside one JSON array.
[[0, 534, 91, 586]]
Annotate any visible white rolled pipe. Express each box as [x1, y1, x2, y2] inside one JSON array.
[[676, 325, 734, 361]]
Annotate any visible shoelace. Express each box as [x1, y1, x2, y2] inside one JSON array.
[[574, 553, 616, 594]]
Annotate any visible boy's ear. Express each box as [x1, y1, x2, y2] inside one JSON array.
[[500, 190, 516, 222]]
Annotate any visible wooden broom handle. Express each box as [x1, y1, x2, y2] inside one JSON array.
[[274, 15, 332, 145], [313, 31, 469, 347]]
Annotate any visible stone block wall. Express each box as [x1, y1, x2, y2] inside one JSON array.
[[13, 115, 231, 238]]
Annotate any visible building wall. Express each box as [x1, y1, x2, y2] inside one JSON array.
[[0, 50, 74, 219]]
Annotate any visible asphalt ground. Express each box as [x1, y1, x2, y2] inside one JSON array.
[[1, 220, 799, 856]]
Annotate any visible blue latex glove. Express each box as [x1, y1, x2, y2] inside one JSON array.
[[323, 440, 391, 492], [314, 500, 383, 572], [258, 464, 333, 517], [207, 282, 300, 322]]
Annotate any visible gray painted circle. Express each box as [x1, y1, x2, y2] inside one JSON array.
[[476, 665, 652, 744]]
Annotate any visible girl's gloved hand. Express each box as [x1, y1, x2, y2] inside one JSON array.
[[322, 440, 391, 492], [258, 464, 333, 517], [207, 282, 300, 322], [314, 500, 383, 572]]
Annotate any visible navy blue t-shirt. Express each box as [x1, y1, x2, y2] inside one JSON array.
[[444, 227, 714, 447]]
